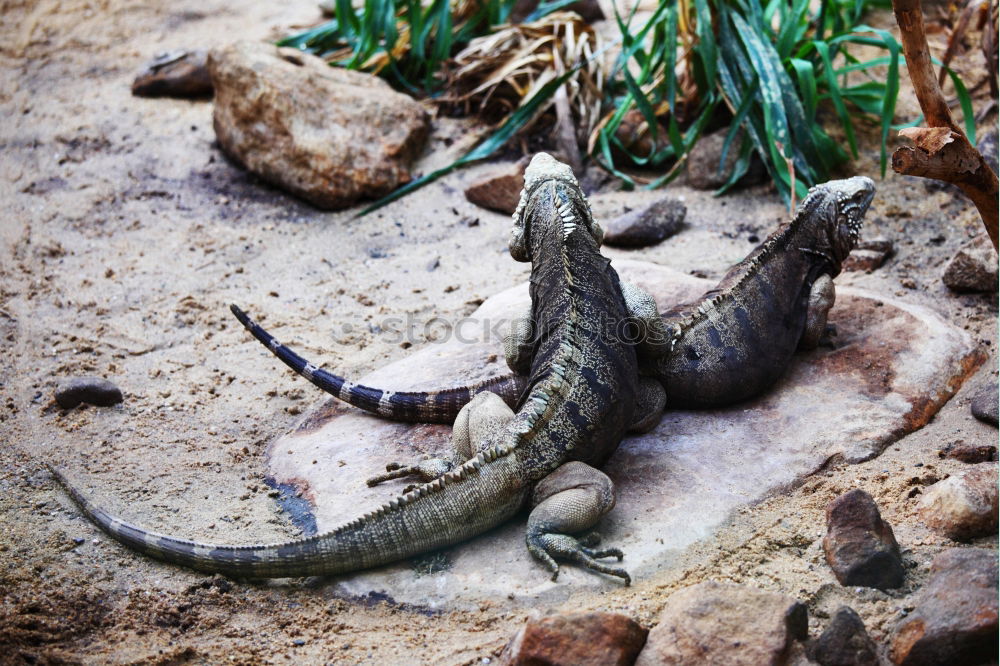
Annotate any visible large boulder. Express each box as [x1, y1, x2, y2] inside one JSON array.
[[264, 261, 984, 609], [208, 42, 430, 210], [888, 548, 998, 665]]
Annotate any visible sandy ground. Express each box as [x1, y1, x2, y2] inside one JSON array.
[[1, 1, 997, 664]]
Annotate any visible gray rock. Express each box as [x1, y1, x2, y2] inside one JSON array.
[[498, 612, 647, 666], [208, 42, 429, 210], [55, 377, 123, 409], [132, 49, 212, 98], [917, 463, 998, 540], [970, 378, 998, 426], [602, 198, 686, 247], [942, 238, 998, 293], [823, 489, 904, 589], [635, 582, 807, 666], [807, 606, 878, 666], [266, 261, 983, 609], [464, 162, 525, 215], [888, 548, 998, 665], [687, 127, 766, 190]]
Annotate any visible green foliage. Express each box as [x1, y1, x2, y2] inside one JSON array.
[[285, 0, 975, 209], [278, 0, 521, 91], [596, 0, 914, 202]]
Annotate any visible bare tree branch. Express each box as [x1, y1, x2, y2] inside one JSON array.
[[891, 0, 999, 250]]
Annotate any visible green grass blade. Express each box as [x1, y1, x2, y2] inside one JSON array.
[[940, 65, 976, 143], [620, 70, 661, 162], [814, 40, 858, 158], [732, 13, 791, 158], [789, 58, 817, 120], [693, 0, 717, 88], [664, 4, 678, 115], [719, 73, 759, 173], [716, 135, 754, 195]]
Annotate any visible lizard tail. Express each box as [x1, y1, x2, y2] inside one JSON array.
[[51, 445, 527, 578], [230, 304, 526, 424]]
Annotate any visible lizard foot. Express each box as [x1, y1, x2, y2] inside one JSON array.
[[365, 458, 452, 487], [819, 323, 838, 349], [527, 533, 630, 585]]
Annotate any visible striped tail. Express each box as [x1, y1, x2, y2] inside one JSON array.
[[51, 444, 528, 578], [230, 304, 527, 424]]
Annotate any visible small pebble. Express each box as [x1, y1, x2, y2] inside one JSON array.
[[942, 239, 998, 293], [970, 379, 998, 427], [940, 441, 996, 463], [823, 489, 904, 589], [54, 377, 124, 409], [602, 197, 687, 248], [917, 463, 998, 540], [807, 606, 878, 666]]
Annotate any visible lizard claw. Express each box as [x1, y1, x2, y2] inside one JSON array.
[[526, 533, 630, 585], [365, 458, 453, 488]]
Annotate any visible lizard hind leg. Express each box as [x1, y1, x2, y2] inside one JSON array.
[[629, 377, 666, 433], [366, 391, 515, 490], [525, 461, 630, 585]]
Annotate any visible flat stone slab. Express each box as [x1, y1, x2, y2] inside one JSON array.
[[265, 259, 983, 610]]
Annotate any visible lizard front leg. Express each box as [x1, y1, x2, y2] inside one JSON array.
[[619, 280, 668, 431], [619, 280, 673, 359], [799, 273, 835, 350], [525, 461, 630, 585], [366, 391, 515, 490], [630, 377, 666, 433], [503, 306, 535, 375]]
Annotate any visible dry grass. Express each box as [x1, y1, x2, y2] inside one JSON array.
[[440, 11, 605, 142]]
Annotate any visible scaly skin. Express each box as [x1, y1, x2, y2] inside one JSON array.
[[248, 177, 875, 419], [653, 176, 876, 407], [53, 154, 641, 582], [231, 302, 527, 424]]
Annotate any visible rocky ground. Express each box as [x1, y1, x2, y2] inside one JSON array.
[[1, 0, 997, 664]]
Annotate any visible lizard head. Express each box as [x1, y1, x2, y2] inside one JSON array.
[[798, 176, 876, 267], [508, 153, 604, 263]]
